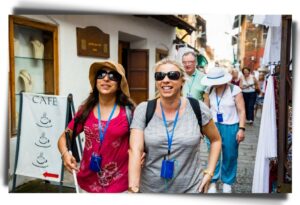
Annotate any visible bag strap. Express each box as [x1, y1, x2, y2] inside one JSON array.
[[125, 105, 133, 126], [145, 99, 157, 128], [209, 87, 213, 95], [145, 98, 203, 134], [187, 97, 203, 134]]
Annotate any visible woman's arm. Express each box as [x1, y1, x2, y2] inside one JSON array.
[[254, 77, 260, 93], [235, 93, 246, 143], [57, 129, 78, 173], [203, 93, 210, 107], [128, 128, 145, 192], [239, 77, 244, 89], [198, 120, 222, 193]]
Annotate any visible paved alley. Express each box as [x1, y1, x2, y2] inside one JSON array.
[[200, 113, 261, 193]]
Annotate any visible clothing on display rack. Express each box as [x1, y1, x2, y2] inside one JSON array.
[[252, 76, 277, 193]]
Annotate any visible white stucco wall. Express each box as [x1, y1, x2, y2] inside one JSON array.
[[22, 14, 176, 108]]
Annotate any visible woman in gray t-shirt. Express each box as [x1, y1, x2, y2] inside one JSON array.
[[128, 58, 221, 193]]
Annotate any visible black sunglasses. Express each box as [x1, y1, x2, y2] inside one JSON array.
[[96, 70, 122, 82], [154, 71, 181, 81]]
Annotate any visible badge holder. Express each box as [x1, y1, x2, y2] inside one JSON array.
[[89, 152, 102, 172], [217, 113, 223, 123], [160, 156, 175, 180]]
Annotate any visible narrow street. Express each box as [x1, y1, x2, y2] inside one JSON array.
[[200, 112, 261, 193]]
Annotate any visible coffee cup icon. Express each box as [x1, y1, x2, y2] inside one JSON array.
[[36, 112, 53, 128], [32, 152, 48, 168], [35, 132, 51, 148], [40, 112, 51, 124]]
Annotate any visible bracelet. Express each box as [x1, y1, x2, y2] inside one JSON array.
[[203, 169, 214, 178], [239, 127, 246, 131], [61, 149, 69, 159], [128, 186, 140, 193]]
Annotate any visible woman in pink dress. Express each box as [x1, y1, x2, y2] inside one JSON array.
[[58, 61, 135, 193]]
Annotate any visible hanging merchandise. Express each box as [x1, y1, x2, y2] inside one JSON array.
[[252, 76, 277, 193], [252, 15, 281, 27], [261, 27, 282, 66], [252, 15, 282, 67]]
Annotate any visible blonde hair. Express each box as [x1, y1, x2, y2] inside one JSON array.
[[153, 58, 186, 98]]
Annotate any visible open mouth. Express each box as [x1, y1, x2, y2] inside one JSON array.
[[101, 84, 112, 89], [161, 86, 173, 91]]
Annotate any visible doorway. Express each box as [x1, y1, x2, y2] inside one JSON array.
[[118, 32, 149, 104]]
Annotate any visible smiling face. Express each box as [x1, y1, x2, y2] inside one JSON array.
[[155, 63, 184, 100], [95, 68, 120, 96], [182, 53, 196, 76]]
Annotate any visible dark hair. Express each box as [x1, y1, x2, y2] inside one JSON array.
[[242, 67, 251, 74], [76, 75, 136, 125]]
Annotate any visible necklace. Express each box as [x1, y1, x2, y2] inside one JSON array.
[[20, 70, 32, 84]]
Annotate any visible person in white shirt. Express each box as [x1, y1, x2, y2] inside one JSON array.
[[202, 67, 246, 193], [239, 67, 259, 125]]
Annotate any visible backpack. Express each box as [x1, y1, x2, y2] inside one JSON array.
[[145, 97, 203, 134], [125, 105, 133, 125]]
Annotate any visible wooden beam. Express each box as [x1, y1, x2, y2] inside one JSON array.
[[277, 15, 292, 193]]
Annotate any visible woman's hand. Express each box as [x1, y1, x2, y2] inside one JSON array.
[[198, 173, 212, 193], [62, 152, 78, 173], [141, 152, 146, 167], [236, 129, 245, 144]]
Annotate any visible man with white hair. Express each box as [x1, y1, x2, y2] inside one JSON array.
[[182, 51, 207, 101]]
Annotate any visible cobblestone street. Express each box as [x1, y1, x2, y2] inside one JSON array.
[[200, 113, 261, 193]]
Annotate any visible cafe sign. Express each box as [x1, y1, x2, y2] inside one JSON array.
[[76, 26, 110, 58]]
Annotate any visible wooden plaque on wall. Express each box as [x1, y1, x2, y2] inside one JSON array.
[[76, 26, 110, 58]]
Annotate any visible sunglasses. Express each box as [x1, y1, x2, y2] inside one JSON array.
[[96, 70, 122, 82], [154, 71, 181, 81]]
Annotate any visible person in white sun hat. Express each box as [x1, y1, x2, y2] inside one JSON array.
[[201, 67, 246, 193]]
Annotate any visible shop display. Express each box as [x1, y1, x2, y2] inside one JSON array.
[[30, 39, 44, 59], [19, 69, 33, 92], [9, 15, 58, 135]]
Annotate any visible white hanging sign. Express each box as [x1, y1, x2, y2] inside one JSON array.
[[15, 93, 68, 182]]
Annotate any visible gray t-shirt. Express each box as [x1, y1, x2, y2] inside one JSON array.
[[130, 98, 212, 193]]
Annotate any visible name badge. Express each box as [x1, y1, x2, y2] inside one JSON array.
[[89, 153, 102, 172], [161, 159, 175, 179], [217, 113, 223, 123]]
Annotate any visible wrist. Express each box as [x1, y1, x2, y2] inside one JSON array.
[[203, 169, 214, 178], [128, 186, 140, 193], [61, 149, 69, 160], [239, 127, 245, 131]]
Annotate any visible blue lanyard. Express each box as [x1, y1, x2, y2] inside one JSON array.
[[97, 103, 117, 144], [215, 85, 227, 112], [160, 100, 181, 156]]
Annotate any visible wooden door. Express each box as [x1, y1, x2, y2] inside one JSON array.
[[127, 49, 149, 104]]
